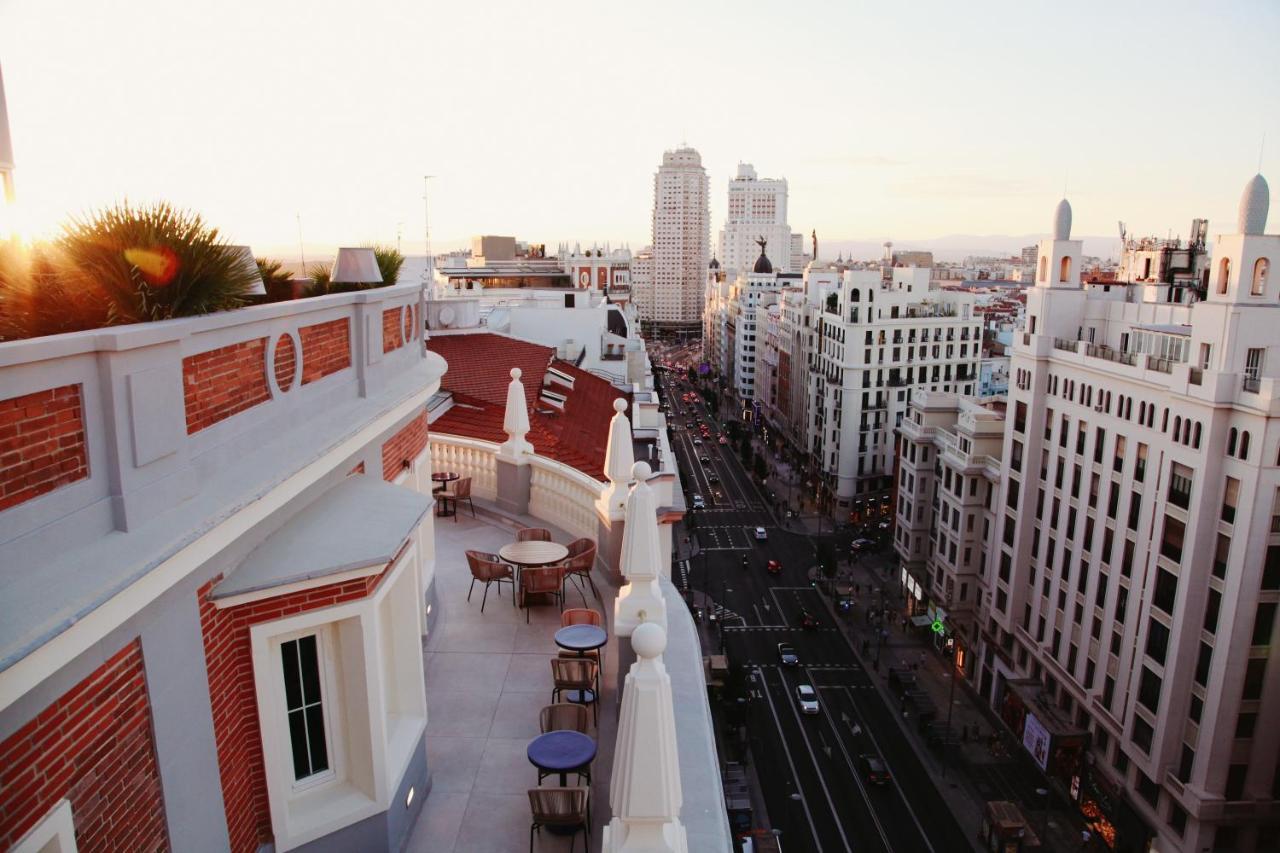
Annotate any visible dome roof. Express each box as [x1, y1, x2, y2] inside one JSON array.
[[1052, 198, 1072, 240], [1238, 173, 1269, 235], [752, 239, 773, 274]]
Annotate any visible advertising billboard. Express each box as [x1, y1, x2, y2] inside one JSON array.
[[1023, 711, 1051, 771]]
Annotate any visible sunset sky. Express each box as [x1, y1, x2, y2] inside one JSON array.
[[2, 0, 1277, 257]]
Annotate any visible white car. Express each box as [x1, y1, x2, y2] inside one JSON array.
[[692, 494, 706, 509], [797, 684, 819, 715], [754, 526, 767, 540]]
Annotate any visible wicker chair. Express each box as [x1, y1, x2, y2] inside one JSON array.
[[519, 566, 564, 623], [537, 704, 592, 785], [516, 527, 552, 542], [550, 657, 599, 726], [465, 550, 514, 612], [443, 476, 474, 520], [560, 608, 602, 628], [528, 787, 589, 853], [559, 538, 599, 604]]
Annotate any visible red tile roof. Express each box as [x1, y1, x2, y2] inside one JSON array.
[[428, 333, 627, 481]]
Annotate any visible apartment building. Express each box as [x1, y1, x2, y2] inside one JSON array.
[[805, 265, 982, 508], [644, 147, 710, 332], [895, 392, 1006, 662], [972, 179, 1279, 853]]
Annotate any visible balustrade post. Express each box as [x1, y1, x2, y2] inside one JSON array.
[[495, 367, 533, 515]]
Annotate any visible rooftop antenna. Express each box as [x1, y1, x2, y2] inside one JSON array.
[[422, 175, 435, 286], [296, 213, 306, 276], [1259, 133, 1267, 173]]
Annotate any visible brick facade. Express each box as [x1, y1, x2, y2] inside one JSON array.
[[0, 639, 168, 852], [0, 384, 89, 511], [383, 307, 404, 354], [272, 334, 297, 392], [183, 338, 271, 434], [198, 569, 388, 853], [299, 319, 351, 385], [381, 410, 428, 481]]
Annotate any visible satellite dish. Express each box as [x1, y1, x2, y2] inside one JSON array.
[[438, 306, 455, 327]]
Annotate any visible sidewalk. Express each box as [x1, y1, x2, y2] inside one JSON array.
[[819, 556, 1094, 853]]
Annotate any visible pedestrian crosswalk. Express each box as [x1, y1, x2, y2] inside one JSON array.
[[723, 625, 840, 633]]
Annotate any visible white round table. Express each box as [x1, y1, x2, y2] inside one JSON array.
[[498, 541, 568, 568]]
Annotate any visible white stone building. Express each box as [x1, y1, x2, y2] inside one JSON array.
[[968, 177, 1280, 853], [717, 163, 797, 277], [644, 147, 709, 332]]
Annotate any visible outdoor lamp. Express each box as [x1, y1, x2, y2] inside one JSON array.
[[330, 247, 383, 285], [229, 245, 267, 295]]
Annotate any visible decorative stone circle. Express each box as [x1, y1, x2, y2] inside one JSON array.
[[403, 306, 414, 343], [273, 333, 296, 392]]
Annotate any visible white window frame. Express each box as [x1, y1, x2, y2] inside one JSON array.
[[13, 800, 77, 853], [250, 544, 425, 852]]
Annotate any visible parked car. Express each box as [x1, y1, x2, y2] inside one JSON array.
[[692, 494, 705, 509], [693, 438, 703, 445], [796, 684, 819, 715], [700, 456, 711, 464], [860, 754, 891, 786], [777, 643, 799, 666], [766, 559, 782, 574], [754, 526, 768, 540], [686, 421, 695, 429], [851, 538, 875, 552], [708, 473, 721, 483], [719, 436, 729, 445], [799, 609, 819, 630]]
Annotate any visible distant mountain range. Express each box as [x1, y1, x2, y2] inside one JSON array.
[[819, 234, 1124, 264]]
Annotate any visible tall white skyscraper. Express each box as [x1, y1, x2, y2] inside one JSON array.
[[718, 163, 795, 276], [644, 147, 709, 331]]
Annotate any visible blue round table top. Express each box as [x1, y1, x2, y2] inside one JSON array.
[[555, 624, 607, 652], [527, 730, 596, 772]]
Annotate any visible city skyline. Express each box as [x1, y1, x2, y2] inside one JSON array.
[[2, 0, 1277, 256]]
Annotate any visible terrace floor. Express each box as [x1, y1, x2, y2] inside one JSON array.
[[405, 511, 620, 853]]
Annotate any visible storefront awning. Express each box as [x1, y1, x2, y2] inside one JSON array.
[[910, 614, 933, 627], [213, 476, 431, 600]]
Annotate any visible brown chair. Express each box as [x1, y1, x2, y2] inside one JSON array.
[[443, 476, 474, 521], [561, 608, 602, 628], [550, 657, 599, 726], [519, 566, 564, 622], [465, 550, 514, 612], [537, 704, 592, 785], [559, 538, 599, 604], [516, 527, 552, 542], [528, 787, 589, 853]]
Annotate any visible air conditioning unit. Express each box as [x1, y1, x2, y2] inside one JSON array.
[[1094, 403, 1105, 412]]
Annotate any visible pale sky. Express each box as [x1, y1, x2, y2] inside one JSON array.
[[2, 0, 1278, 258]]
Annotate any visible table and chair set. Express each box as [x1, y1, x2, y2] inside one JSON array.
[[463, 523, 600, 619], [523, 607, 609, 852]]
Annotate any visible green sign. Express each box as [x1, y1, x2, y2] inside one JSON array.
[[931, 620, 944, 634]]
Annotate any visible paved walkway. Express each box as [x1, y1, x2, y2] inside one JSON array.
[[821, 554, 1095, 853]]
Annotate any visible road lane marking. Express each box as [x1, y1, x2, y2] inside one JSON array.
[[755, 666, 825, 853], [773, 667, 853, 853], [837, 685, 936, 852]]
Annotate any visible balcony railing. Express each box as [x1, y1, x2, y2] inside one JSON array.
[[1189, 367, 1203, 386], [1053, 337, 1079, 353], [1243, 376, 1261, 393], [1084, 343, 1138, 367], [1146, 355, 1176, 374]]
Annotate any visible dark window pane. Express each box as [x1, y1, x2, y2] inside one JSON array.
[[306, 704, 329, 774], [299, 634, 321, 704], [282, 640, 302, 709], [1153, 569, 1178, 614], [1254, 603, 1277, 647], [288, 709, 310, 779], [1145, 620, 1169, 665]]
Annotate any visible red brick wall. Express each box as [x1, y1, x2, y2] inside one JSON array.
[[183, 339, 271, 434], [0, 384, 89, 512], [198, 569, 388, 853], [381, 410, 428, 481], [299, 319, 351, 385], [383, 307, 404, 354], [348, 461, 365, 476], [0, 639, 168, 852], [272, 334, 297, 392]]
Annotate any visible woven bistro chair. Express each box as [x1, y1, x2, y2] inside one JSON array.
[[558, 538, 599, 604], [528, 787, 589, 853], [516, 527, 552, 542], [519, 566, 564, 622], [537, 704, 592, 785], [443, 476, 475, 520], [550, 657, 599, 726], [560, 608, 603, 628], [465, 550, 515, 611]]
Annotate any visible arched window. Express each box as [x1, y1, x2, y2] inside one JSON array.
[[1240, 431, 1251, 460], [1228, 428, 1238, 457], [1039, 256, 1047, 283], [1173, 416, 1182, 441], [1193, 422, 1202, 449], [1218, 258, 1231, 294], [1139, 401, 1146, 423], [1252, 258, 1269, 296], [1181, 418, 1191, 445], [1059, 256, 1072, 283], [851, 290, 860, 302]]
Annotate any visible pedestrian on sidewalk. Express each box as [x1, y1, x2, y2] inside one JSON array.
[[1080, 828, 1092, 850]]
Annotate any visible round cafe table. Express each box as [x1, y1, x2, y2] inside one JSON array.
[[431, 472, 459, 517], [527, 730, 596, 787], [554, 624, 607, 655], [499, 542, 569, 606]]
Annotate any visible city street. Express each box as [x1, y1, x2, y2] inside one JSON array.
[[656, 361, 969, 853]]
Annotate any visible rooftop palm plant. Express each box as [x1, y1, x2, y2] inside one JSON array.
[[255, 257, 295, 291]]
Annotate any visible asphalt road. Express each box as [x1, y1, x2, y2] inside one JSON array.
[[656, 368, 967, 853]]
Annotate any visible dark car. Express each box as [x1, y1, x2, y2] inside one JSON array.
[[686, 421, 695, 429], [700, 456, 711, 464], [708, 473, 720, 483], [799, 609, 819, 630], [766, 559, 782, 574], [860, 754, 890, 786], [777, 643, 799, 666]]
